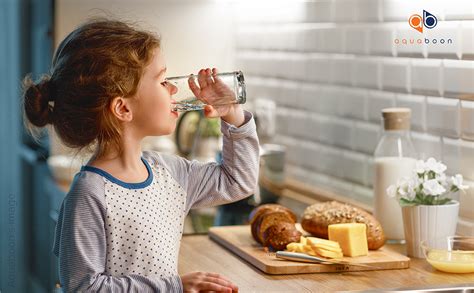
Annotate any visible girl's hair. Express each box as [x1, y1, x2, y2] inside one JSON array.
[[22, 18, 161, 157]]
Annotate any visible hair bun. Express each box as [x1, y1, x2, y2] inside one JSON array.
[[23, 76, 54, 127]]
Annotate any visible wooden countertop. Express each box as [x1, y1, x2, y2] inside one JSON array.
[[178, 234, 474, 292]]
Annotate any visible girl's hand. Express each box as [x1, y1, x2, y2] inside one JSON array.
[[181, 271, 238, 293], [188, 68, 245, 127]]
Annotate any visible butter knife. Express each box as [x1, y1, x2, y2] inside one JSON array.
[[276, 251, 375, 268]]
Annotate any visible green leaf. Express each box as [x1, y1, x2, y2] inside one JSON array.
[[399, 198, 416, 206], [430, 195, 437, 205], [434, 198, 453, 205], [415, 193, 424, 204], [428, 171, 436, 180]]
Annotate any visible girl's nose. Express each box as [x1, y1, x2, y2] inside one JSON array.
[[169, 83, 178, 95]]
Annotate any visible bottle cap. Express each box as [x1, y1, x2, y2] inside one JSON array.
[[381, 108, 411, 130]]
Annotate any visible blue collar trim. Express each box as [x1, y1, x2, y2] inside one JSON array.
[[81, 157, 153, 189]]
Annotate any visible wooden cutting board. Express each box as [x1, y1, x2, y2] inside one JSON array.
[[208, 225, 410, 274]]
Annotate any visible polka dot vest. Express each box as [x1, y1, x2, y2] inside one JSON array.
[[102, 162, 186, 278]]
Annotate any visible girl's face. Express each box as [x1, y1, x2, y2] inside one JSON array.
[[130, 48, 178, 137]]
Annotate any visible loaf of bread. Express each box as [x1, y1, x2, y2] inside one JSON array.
[[255, 211, 295, 244], [301, 201, 385, 250], [263, 222, 302, 251], [249, 204, 297, 225], [249, 204, 298, 250], [249, 204, 297, 243]]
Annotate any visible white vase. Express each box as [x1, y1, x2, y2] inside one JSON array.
[[401, 200, 460, 258]]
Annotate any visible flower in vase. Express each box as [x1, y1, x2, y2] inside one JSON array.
[[387, 157, 469, 206], [451, 174, 469, 191], [422, 179, 446, 196], [424, 157, 447, 174], [399, 177, 417, 200]]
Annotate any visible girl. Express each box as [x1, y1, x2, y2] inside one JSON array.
[[23, 19, 259, 292]]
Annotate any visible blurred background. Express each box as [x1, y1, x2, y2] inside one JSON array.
[[1, 0, 473, 292]]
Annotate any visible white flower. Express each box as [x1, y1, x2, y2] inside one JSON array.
[[415, 160, 426, 174], [393, 157, 464, 205], [422, 179, 446, 196], [397, 177, 417, 200], [451, 174, 469, 191], [387, 185, 397, 198], [413, 175, 423, 188], [437, 173, 449, 188], [425, 157, 447, 174]]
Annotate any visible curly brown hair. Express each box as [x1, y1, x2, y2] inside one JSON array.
[[22, 18, 161, 157]]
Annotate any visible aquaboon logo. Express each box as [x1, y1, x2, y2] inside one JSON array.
[[408, 10, 438, 33], [394, 10, 452, 45]]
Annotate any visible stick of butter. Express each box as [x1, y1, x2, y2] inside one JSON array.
[[328, 223, 369, 257]]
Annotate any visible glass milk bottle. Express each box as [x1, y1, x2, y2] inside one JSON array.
[[373, 108, 417, 242]]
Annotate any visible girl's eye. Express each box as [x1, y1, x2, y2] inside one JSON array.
[[161, 80, 169, 87]]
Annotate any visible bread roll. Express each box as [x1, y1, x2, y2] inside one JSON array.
[[255, 211, 295, 244], [249, 204, 297, 225], [301, 201, 385, 250], [263, 222, 302, 251], [249, 204, 297, 243]]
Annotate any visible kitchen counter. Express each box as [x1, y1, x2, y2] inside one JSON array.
[[178, 234, 474, 292]]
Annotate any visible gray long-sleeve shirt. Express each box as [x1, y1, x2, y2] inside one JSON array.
[[52, 111, 259, 292]]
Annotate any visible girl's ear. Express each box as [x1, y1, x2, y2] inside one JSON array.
[[110, 97, 133, 122]]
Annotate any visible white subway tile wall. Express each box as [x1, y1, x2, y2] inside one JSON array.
[[394, 22, 425, 57], [411, 131, 442, 160], [444, 0, 474, 20], [460, 180, 474, 220], [460, 21, 474, 59], [345, 26, 370, 55], [235, 0, 474, 235], [337, 88, 368, 120], [424, 21, 461, 59], [426, 97, 460, 138], [381, 58, 411, 92], [367, 90, 396, 122], [459, 140, 474, 181], [461, 101, 474, 140], [443, 59, 474, 98], [351, 58, 382, 89], [396, 94, 426, 131], [457, 218, 474, 236], [442, 137, 462, 175], [410, 59, 442, 96]]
